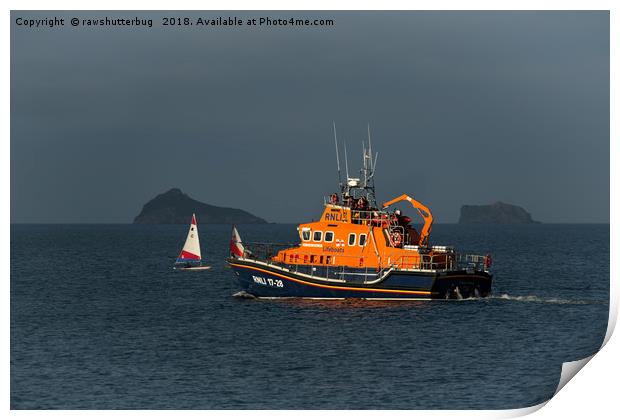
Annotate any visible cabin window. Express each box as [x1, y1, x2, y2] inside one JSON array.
[[324, 231, 334, 242], [302, 230, 311, 241], [313, 231, 323, 242], [348, 233, 356, 246], [359, 234, 367, 247]]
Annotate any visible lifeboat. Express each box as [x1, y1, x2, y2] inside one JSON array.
[[227, 132, 492, 300]]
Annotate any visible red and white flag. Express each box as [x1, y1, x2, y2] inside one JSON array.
[[230, 226, 245, 258]]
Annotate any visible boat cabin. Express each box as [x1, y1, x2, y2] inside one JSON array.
[[271, 199, 451, 271]]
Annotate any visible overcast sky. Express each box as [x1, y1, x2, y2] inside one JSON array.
[[11, 11, 609, 223]]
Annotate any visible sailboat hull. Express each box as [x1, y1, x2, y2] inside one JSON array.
[[174, 265, 212, 271]]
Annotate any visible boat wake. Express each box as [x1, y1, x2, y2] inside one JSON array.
[[232, 291, 256, 299], [492, 293, 591, 305]]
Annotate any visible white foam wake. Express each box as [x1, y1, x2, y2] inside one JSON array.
[[493, 293, 590, 305], [232, 291, 256, 299]]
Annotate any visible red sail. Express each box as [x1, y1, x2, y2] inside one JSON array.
[[230, 226, 245, 258]]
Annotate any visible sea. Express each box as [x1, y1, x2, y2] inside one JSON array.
[[10, 223, 609, 409]]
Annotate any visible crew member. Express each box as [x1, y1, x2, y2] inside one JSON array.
[[343, 194, 353, 208]]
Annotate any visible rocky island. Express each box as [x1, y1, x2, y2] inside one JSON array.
[[459, 201, 539, 224], [133, 188, 267, 224]]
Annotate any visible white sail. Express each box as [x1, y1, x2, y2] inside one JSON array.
[[177, 214, 201, 261], [230, 225, 245, 258]]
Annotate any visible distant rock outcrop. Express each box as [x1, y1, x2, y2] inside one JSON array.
[[459, 201, 539, 224], [133, 188, 267, 224]]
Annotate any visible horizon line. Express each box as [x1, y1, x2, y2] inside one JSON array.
[[9, 221, 612, 225]]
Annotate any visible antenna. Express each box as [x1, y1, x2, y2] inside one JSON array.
[[367, 124, 372, 167], [333, 122, 342, 186], [362, 141, 366, 186], [344, 141, 349, 180], [368, 152, 379, 181], [369, 125, 377, 173], [362, 140, 366, 165]]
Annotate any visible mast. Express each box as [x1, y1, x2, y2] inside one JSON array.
[[344, 141, 350, 183], [362, 141, 367, 187], [333, 122, 342, 189], [330, 126, 379, 207], [360, 125, 377, 207]]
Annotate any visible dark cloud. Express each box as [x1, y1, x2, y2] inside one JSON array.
[[11, 11, 609, 223]]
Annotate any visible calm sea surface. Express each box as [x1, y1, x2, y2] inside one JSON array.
[[11, 223, 609, 409]]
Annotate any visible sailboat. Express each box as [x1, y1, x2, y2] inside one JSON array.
[[173, 214, 211, 271]]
